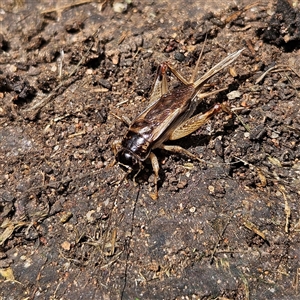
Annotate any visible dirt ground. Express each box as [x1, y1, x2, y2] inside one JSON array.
[[1, 0, 300, 299]]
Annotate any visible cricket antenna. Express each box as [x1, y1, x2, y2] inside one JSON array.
[[190, 33, 208, 84]]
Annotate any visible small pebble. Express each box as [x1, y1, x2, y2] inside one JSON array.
[[208, 185, 215, 194], [113, 2, 127, 13], [8, 65, 17, 72], [177, 180, 187, 189], [99, 78, 112, 90], [174, 52, 185, 62], [189, 206, 196, 213], [227, 90, 241, 100], [270, 132, 279, 139], [61, 241, 71, 251]]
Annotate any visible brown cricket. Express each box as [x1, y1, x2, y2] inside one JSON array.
[[115, 47, 244, 199]]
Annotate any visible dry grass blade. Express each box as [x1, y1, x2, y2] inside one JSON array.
[[243, 219, 266, 241]]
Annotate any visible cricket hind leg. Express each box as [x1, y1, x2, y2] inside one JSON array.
[[148, 63, 169, 106], [168, 104, 223, 141], [160, 144, 206, 164], [160, 104, 230, 164]]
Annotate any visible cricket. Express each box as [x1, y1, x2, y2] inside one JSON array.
[[114, 45, 244, 199]]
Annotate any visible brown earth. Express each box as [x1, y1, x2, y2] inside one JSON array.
[[1, 0, 300, 299]]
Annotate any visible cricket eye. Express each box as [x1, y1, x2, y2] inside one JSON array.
[[117, 150, 140, 171]]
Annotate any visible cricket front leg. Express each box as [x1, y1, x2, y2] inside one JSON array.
[[149, 152, 160, 200]]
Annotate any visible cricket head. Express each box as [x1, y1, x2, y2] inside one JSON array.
[[116, 148, 142, 173]]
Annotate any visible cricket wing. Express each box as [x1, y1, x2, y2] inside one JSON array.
[[130, 84, 195, 145]]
